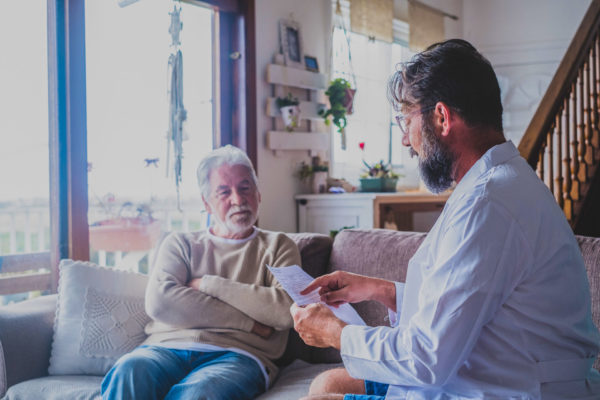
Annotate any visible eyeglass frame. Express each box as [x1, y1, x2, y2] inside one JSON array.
[[395, 105, 436, 135]]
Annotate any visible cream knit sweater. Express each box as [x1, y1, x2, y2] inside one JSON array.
[[143, 228, 301, 384]]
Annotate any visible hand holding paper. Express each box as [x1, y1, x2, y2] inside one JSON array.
[[268, 265, 365, 326]]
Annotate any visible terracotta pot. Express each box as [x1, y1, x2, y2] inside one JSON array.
[[89, 217, 162, 252], [343, 88, 357, 115]]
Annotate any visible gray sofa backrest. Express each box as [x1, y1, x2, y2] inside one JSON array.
[[299, 229, 600, 368]]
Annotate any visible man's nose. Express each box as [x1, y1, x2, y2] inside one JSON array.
[[402, 131, 411, 147], [230, 190, 245, 205]]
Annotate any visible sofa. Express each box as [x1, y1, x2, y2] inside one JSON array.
[[1, 229, 599, 399]]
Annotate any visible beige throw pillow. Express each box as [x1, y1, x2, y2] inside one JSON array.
[[48, 259, 150, 376]]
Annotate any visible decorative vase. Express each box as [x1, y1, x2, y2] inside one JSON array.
[[280, 105, 301, 131]]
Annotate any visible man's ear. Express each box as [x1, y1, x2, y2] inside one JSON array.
[[202, 195, 212, 214], [434, 101, 452, 137]]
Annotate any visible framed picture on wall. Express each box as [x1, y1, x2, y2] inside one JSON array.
[[279, 19, 304, 69], [304, 55, 319, 72]]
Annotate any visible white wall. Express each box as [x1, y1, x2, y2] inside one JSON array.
[[463, 0, 591, 144], [254, 0, 332, 232]]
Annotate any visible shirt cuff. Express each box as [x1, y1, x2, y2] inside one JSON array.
[[387, 281, 405, 328]]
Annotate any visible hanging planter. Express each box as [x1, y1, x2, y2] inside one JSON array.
[[319, 78, 356, 150], [276, 93, 301, 132]]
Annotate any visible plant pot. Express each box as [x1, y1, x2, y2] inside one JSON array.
[[280, 105, 301, 131], [89, 217, 162, 252], [343, 88, 357, 115], [359, 177, 398, 192], [312, 171, 328, 193]]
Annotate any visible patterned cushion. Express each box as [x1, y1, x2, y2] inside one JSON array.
[[48, 260, 150, 376]]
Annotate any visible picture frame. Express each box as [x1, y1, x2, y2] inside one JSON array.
[[304, 55, 319, 72], [279, 19, 304, 69]]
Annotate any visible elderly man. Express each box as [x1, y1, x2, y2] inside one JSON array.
[[102, 145, 300, 399], [292, 39, 600, 399]]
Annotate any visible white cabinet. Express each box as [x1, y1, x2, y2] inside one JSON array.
[[295, 192, 449, 234]]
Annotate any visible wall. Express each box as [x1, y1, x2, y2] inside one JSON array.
[[254, 0, 332, 232], [463, 0, 591, 144]]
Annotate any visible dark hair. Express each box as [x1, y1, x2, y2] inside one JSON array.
[[388, 39, 503, 132]]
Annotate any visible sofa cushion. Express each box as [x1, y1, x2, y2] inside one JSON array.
[[278, 233, 333, 366], [3, 375, 102, 400], [576, 235, 600, 370], [256, 360, 343, 400], [49, 260, 150, 376]]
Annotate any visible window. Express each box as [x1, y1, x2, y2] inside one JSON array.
[[85, 0, 215, 272], [0, 1, 51, 303], [331, 2, 420, 188]]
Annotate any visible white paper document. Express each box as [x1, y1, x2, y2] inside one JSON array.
[[268, 265, 366, 326]]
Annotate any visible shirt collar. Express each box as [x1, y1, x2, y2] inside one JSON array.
[[448, 140, 519, 204], [207, 226, 259, 244]]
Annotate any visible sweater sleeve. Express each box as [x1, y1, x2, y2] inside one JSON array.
[[145, 233, 255, 332], [198, 234, 300, 330]]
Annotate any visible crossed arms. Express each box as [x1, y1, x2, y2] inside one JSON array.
[[146, 233, 299, 338]]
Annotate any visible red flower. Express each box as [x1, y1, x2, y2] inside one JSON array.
[[359, 142, 365, 151]]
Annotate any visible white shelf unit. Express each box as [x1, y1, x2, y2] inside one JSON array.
[[265, 64, 330, 156]]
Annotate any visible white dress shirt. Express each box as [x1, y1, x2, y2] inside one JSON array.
[[341, 141, 600, 399]]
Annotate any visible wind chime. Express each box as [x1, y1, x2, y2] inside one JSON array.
[[166, 3, 187, 211]]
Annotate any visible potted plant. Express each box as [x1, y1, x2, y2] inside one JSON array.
[[276, 93, 301, 132], [319, 78, 356, 150], [297, 157, 329, 193], [358, 142, 401, 192]]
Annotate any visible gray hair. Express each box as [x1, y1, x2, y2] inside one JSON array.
[[196, 145, 258, 198]]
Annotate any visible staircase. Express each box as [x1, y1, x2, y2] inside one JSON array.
[[519, 0, 600, 236]]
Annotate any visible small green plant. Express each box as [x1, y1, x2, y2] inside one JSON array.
[[319, 78, 352, 133], [297, 161, 329, 182], [275, 93, 300, 108]]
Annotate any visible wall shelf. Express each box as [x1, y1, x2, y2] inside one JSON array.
[[265, 63, 330, 157], [266, 98, 327, 121], [267, 131, 329, 157], [266, 64, 328, 90]]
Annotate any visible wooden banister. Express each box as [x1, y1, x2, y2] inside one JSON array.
[[518, 0, 600, 231], [519, 0, 600, 165]]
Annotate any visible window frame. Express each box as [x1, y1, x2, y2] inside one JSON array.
[[0, 0, 257, 295]]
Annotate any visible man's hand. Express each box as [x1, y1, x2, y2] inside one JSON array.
[[290, 303, 347, 349], [251, 321, 274, 339], [300, 271, 397, 311], [187, 277, 202, 290]]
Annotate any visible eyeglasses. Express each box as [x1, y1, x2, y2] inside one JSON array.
[[395, 106, 435, 135]]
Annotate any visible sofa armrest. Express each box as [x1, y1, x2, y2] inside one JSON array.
[[0, 294, 57, 397]]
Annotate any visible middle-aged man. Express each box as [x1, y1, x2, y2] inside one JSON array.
[[102, 145, 300, 399], [291, 39, 600, 399]]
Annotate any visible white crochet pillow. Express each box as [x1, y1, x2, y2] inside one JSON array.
[[49, 259, 150, 376]]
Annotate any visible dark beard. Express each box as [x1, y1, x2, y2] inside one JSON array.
[[417, 117, 455, 194]]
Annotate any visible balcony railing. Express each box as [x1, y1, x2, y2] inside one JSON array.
[[0, 200, 208, 303]]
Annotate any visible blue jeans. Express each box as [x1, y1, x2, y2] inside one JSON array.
[[101, 345, 265, 400], [343, 380, 389, 400]]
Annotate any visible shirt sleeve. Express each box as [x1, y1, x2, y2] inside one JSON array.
[[387, 281, 405, 328], [197, 235, 301, 330], [145, 233, 255, 332], [340, 197, 532, 387]]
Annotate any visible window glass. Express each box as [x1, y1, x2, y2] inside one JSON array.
[[331, 12, 417, 188], [0, 1, 50, 303], [85, 0, 214, 272]]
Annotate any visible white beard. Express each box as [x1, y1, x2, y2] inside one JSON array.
[[212, 205, 257, 236]]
